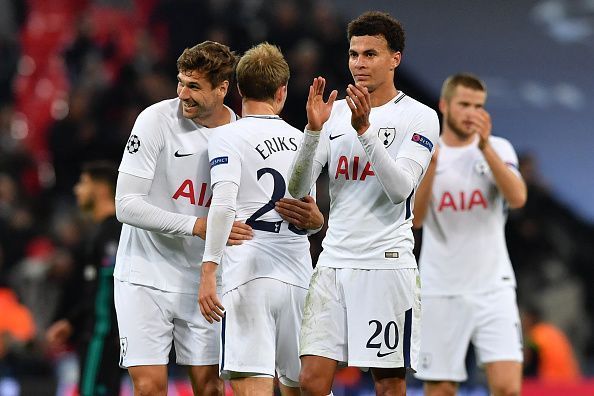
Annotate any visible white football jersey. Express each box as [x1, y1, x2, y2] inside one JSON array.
[[316, 92, 439, 269], [114, 98, 237, 293], [208, 115, 313, 293], [418, 136, 520, 296]]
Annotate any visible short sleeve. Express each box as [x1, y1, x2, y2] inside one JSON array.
[[119, 107, 166, 179], [396, 108, 440, 173], [208, 127, 242, 187], [492, 137, 521, 177]]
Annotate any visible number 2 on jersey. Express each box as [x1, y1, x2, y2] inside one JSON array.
[[245, 167, 307, 235]]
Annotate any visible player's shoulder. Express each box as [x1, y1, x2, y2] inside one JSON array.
[[489, 135, 516, 152], [140, 98, 180, 119], [399, 94, 438, 118], [209, 120, 237, 142], [209, 117, 256, 151], [281, 118, 305, 137], [489, 135, 512, 146], [134, 98, 181, 131]]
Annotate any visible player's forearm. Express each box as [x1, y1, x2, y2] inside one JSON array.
[[412, 157, 437, 228], [116, 195, 196, 235], [115, 172, 196, 235], [202, 205, 235, 264], [288, 130, 321, 199], [202, 182, 237, 264], [358, 127, 422, 204], [481, 142, 527, 208]]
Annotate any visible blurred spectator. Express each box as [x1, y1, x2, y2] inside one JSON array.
[[46, 161, 123, 396], [0, 276, 35, 395], [507, 152, 594, 365], [0, 279, 35, 359], [521, 305, 582, 383], [8, 237, 63, 336]]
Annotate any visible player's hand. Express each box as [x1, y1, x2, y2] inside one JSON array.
[[306, 77, 338, 132], [198, 262, 225, 324], [275, 196, 324, 230], [346, 83, 371, 135], [227, 221, 253, 246], [193, 217, 207, 239], [470, 108, 492, 150], [45, 319, 73, 348]]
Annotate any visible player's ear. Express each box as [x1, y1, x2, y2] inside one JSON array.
[[218, 80, 229, 98], [275, 85, 287, 103], [438, 98, 447, 115], [391, 51, 401, 70]]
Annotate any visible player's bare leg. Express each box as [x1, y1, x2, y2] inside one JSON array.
[[188, 365, 224, 396], [371, 367, 406, 396], [299, 355, 338, 395], [231, 377, 274, 395], [485, 361, 522, 396], [128, 365, 168, 396], [424, 381, 457, 396]]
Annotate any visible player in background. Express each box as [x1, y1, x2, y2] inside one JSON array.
[[46, 161, 123, 396], [113, 41, 251, 396], [198, 42, 324, 396], [288, 11, 439, 396], [412, 73, 527, 396]]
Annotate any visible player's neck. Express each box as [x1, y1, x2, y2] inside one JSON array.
[[242, 99, 277, 116], [441, 128, 477, 147], [194, 105, 231, 128], [369, 84, 398, 108], [92, 200, 116, 223]]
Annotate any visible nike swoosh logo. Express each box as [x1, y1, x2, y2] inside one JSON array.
[[329, 133, 345, 141], [377, 351, 397, 358], [174, 150, 195, 157]]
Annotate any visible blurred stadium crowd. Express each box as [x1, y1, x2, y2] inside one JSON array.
[[1, 0, 593, 394]]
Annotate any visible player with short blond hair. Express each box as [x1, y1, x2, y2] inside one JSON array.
[[413, 73, 527, 396], [199, 42, 323, 396]]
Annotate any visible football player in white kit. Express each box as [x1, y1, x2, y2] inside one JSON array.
[[198, 43, 323, 396], [288, 12, 439, 396], [413, 74, 527, 396], [113, 42, 253, 396]]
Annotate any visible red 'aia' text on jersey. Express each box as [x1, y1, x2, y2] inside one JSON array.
[[437, 190, 487, 211], [335, 156, 375, 180], [172, 180, 211, 207]]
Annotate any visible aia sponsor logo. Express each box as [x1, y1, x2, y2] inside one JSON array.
[[437, 189, 488, 211], [172, 180, 211, 207], [334, 156, 375, 180]]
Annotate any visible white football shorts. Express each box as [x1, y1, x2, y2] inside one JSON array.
[[220, 277, 307, 386], [114, 279, 220, 367], [300, 267, 420, 370], [414, 287, 523, 382]]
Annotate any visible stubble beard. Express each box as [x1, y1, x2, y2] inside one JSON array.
[[446, 113, 473, 142]]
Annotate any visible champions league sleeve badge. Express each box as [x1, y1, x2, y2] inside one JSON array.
[[126, 134, 141, 154], [411, 133, 433, 152], [378, 127, 396, 148]]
